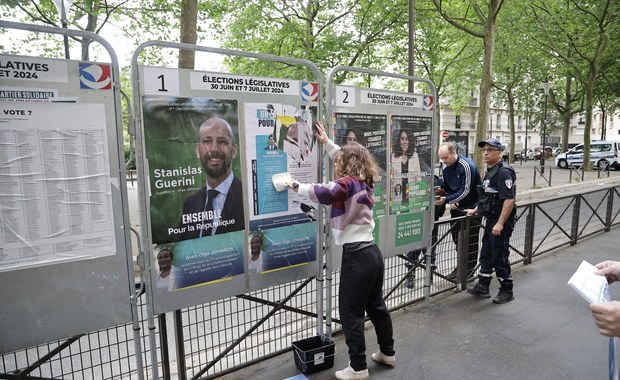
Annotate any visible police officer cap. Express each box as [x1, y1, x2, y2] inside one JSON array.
[[477, 138, 504, 151]]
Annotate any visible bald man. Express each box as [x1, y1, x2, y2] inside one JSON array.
[[179, 117, 245, 240], [436, 142, 482, 280]]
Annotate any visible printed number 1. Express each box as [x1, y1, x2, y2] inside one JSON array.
[[342, 90, 349, 103], [158, 74, 168, 92]]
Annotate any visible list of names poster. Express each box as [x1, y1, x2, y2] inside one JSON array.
[[0, 102, 116, 271]]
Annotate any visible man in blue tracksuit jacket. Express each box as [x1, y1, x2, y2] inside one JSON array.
[[436, 142, 482, 280]]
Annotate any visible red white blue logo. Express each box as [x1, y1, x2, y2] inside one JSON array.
[[423, 96, 434, 110], [79, 63, 112, 90], [301, 81, 319, 102]]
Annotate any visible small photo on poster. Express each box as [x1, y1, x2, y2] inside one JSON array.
[[142, 96, 245, 245]]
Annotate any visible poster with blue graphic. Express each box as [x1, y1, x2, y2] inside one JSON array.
[[244, 102, 319, 231], [156, 231, 245, 290], [244, 102, 320, 278], [246, 223, 317, 275]]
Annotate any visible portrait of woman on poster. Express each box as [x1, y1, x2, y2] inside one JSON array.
[[155, 247, 181, 291], [394, 183, 402, 197], [339, 129, 358, 146], [248, 233, 265, 274], [391, 129, 421, 203]]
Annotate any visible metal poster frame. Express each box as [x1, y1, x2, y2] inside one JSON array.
[[326, 66, 437, 332], [130, 42, 326, 375], [0, 21, 137, 361]]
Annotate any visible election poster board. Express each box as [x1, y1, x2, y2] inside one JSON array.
[[0, 53, 133, 352], [330, 85, 435, 265], [243, 103, 319, 283], [333, 112, 388, 245], [137, 65, 321, 313], [446, 130, 470, 158]]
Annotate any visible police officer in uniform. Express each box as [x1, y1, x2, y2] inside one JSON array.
[[465, 138, 516, 304]]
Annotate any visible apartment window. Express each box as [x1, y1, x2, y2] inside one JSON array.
[[496, 114, 501, 130], [455, 114, 462, 129]]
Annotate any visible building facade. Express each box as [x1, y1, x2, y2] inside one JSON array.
[[438, 100, 620, 158]]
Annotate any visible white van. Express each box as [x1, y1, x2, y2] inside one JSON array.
[[555, 140, 620, 169]]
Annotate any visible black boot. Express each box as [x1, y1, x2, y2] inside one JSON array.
[[467, 283, 491, 298], [446, 269, 457, 281], [493, 289, 514, 304]]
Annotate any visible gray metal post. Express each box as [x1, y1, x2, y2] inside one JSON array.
[[570, 196, 581, 246], [524, 205, 535, 264]]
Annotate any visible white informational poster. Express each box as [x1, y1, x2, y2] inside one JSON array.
[[0, 102, 116, 272]]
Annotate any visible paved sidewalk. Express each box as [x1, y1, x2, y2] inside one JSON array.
[[231, 230, 619, 380]]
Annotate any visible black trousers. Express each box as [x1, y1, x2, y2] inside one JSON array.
[[478, 212, 515, 290], [339, 243, 394, 371]]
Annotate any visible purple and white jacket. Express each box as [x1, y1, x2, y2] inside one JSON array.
[[297, 141, 375, 245]]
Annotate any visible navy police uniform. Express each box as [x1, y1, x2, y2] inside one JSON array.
[[468, 138, 516, 304], [478, 161, 516, 289]]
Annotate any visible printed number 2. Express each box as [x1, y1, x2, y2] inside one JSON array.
[[157, 74, 168, 92], [342, 90, 349, 103]]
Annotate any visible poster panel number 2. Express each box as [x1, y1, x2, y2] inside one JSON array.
[[335, 85, 356, 107]]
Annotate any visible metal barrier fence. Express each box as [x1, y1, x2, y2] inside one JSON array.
[[2, 186, 619, 379]]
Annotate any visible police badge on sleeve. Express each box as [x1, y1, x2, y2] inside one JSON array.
[[505, 179, 513, 189]]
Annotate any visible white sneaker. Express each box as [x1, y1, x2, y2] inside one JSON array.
[[371, 351, 395, 367], [334, 365, 369, 380]]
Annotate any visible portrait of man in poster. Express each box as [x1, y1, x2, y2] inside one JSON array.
[[179, 116, 245, 240]]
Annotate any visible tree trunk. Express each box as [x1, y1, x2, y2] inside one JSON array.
[[583, 79, 594, 170], [179, 0, 198, 69], [508, 90, 515, 164], [81, 2, 101, 60], [474, 4, 499, 171]]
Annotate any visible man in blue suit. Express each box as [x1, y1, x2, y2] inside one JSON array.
[[264, 134, 278, 150]]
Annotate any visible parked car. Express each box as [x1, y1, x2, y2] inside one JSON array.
[[515, 148, 534, 161], [534, 146, 553, 160], [525, 148, 535, 160], [555, 140, 620, 169]]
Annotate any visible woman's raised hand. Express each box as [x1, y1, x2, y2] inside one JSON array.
[[314, 121, 329, 145]]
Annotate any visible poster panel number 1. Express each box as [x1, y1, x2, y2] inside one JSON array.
[[143, 67, 180, 96]]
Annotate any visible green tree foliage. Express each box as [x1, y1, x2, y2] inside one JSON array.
[[2, 0, 127, 60], [528, 0, 620, 169], [207, 0, 408, 83], [1, 0, 181, 65], [431, 0, 505, 170]]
